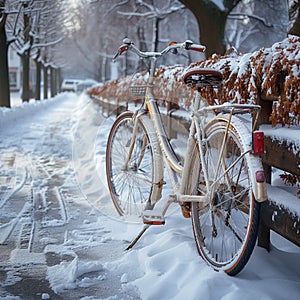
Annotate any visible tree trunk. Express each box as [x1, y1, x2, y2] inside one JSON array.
[[21, 4, 31, 103], [151, 17, 160, 52], [179, 0, 240, 56], [35, 60, 41, 100], [53, 68, 57, 96], [196, 7, 227, 56], [0, 10, 10, 107], [50, 67, 54, 98], [102, 56, 107, 82], [137, 26, 148, 71], [289, 1, 300, 36], [43, 65, 48, 99], [21, 54, 30, 102], [179, 0, 227, 55], [57, 68, 61, 93]]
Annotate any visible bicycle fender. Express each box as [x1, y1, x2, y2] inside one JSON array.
[[208, 115, 268, 203], [231, 117, 268, 203]]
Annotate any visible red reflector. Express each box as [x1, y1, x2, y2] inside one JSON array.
[[253, 131, 264, 155], [256, 170, 265, 183]]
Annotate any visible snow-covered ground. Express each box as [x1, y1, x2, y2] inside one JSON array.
[[0, 93, 300, 299]]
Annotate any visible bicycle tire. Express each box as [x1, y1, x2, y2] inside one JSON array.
[[190, 116, 260, 275], [106, 111, 162, 218]]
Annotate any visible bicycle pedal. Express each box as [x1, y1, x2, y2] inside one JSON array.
[[142, 210, 165, 225]]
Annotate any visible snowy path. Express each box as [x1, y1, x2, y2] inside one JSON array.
[[0, 95, 139, 299], [0, 94, 300, 300]]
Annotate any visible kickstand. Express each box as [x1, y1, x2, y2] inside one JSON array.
[[125, 224, 151, 251]]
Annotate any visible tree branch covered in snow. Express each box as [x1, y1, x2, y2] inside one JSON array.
[[117, 0, 184, 19], [228, 12, 273, 27], [5, 0, 64, 64]]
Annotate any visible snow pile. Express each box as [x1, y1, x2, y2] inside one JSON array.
[[106, 212, 300, 300], [0, 95, 66, 128], [47, 256, 105, 293]]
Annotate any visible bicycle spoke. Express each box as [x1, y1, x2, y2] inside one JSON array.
[[106, 112, 154, 217], [191, 117, 260, 275]]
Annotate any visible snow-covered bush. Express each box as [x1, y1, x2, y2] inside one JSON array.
[[192, 35, 299, 126], [88, 36, 300, 126]]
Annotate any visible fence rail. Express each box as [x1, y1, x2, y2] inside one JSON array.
[[257, 97, 300, 250]]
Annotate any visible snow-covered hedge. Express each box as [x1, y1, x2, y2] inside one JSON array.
[[192, 35, 299, 126], [88, 36, 299, 126]]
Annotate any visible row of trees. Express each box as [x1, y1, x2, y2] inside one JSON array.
[[0, 0, 299, 108], [0, 0, 69, 107], [59, 0, 299, 81], [54, 0, 200, 82], [1, 0, 190, 107]]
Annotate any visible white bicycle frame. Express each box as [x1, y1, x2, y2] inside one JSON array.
[[119, 40, 267, 218]]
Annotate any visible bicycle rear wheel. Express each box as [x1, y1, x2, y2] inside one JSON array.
[[190, 116, 260, 275], [106, 111, 161, 218]]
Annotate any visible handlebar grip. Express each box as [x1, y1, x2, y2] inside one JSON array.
[[187, 44, 206, 52]]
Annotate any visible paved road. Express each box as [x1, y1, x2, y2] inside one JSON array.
[[0, 96, 140, 299]]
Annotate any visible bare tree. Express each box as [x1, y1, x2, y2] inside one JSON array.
[[289, 0, 300, 35], [226, 0, 288, 53], [54, 0, 198, 81], [0, 0, 10, 107], [179, 0, 297, 55], [117, 0, 185, 52], [2, 0, 64, 102]]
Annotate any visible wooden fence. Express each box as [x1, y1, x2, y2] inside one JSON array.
[[257, 97, 300, 250]]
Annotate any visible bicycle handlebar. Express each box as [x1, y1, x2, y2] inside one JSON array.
[[113, 38, 206, 61]]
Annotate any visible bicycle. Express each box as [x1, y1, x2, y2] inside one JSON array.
[[106, 38, 267, 276]]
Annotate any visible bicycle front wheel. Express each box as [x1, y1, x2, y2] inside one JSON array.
[[190, 116, 260, 275], [106, 111, 159, 218]]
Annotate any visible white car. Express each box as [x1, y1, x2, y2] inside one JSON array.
[[76, 79, 99, 93], [61, 79, 82, 92]]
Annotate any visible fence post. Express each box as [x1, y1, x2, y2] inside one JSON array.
[[257, 96, 273, 251]]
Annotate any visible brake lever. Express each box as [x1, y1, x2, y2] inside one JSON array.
[[168, 41, 179, 55], [113, 38, 134, 62], [113, 51, 120, 61], [184, 40, 206, 52]]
